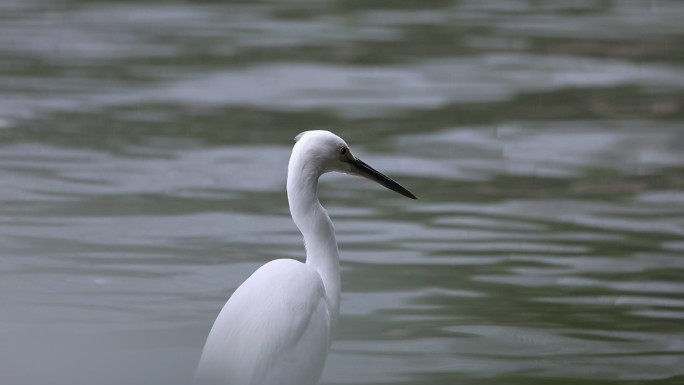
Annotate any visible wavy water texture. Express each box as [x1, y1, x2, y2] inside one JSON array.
[[1, 1, 683, 385]]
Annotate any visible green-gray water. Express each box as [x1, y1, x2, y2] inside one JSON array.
[[1, 1, 683, 384]]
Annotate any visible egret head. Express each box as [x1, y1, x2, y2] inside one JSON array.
[[293, 130, 416, 199]]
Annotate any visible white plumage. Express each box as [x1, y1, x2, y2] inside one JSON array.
[[195, 131, 415, 385]]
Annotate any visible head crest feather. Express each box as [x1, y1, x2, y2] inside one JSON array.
[[294, 132, 308, 142]]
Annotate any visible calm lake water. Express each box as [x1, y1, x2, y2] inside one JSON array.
[[1, 1, 683, 384]]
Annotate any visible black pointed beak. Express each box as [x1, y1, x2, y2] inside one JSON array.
[[348, 157, 416, 199]]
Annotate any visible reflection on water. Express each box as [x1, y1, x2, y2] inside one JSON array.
[[1, 1, 683, 385]]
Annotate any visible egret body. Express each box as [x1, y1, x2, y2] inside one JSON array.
[[195, 130, 415, 385]]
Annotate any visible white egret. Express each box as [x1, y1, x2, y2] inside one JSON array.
[[194, 130, 415, 385]]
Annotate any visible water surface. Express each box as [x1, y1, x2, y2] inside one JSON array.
[[1, 1, 683, 384]]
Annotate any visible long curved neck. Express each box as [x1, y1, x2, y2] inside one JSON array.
[[287, 155, 341, 333]]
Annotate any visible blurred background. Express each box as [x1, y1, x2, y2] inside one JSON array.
[[1, 0, 683, 384]]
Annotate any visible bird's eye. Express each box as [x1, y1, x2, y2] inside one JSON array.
[[339, 147, 348, 156]]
